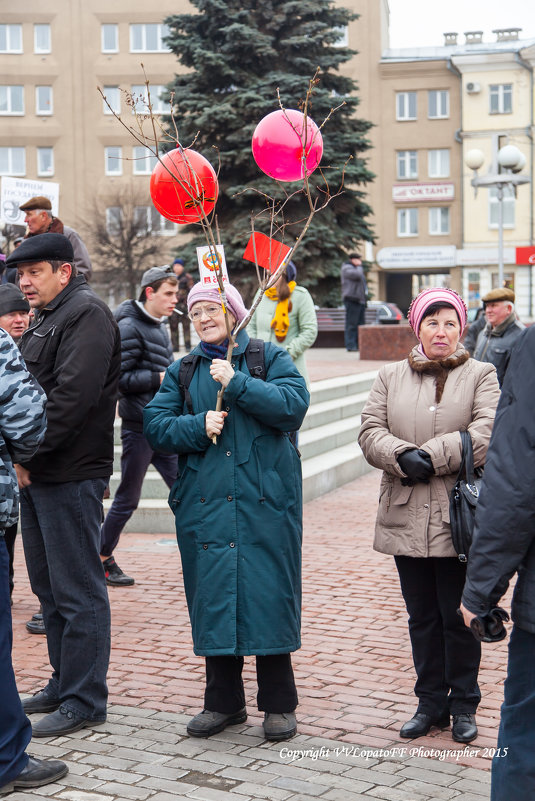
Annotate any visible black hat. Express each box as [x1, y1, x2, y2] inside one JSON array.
[[5, 233, 74, 267], [0, 284, 30, 316]]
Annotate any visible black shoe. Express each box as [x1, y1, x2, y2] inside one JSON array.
[[102, 555, 135, 586], [31, 706, 106, 738], [452, 713, 478, 743], [399, 712, 450, 739], [263, 712, 297, 741], [22, 687, 60, 715], [0, 755, 68, 794], [25, 612, 46, 635], [187, 707, 247, 738]]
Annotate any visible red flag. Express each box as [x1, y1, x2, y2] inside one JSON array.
[[243, 232, 291, 274]]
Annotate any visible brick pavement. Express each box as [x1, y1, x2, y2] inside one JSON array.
[[9, 468, 509, 800]]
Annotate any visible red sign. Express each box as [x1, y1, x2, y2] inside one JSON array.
[[243, 232, 291, 273], [516, 247, 535, 265]]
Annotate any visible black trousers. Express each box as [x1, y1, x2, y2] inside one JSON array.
[[394, 555, 481, 717], [3, 523, 17, 596], [204, 654, 298, 714]]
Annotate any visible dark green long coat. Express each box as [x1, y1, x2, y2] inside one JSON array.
[[143, 331, 309, 656]]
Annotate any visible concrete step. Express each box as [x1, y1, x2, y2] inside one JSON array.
[[308, 370, 378, 405], [302, 442, 370, 504], [301, 391, 368, 432], [299, 414, 361, 461]]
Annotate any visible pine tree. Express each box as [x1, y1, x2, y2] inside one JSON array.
[[163, 0, 374, 305]]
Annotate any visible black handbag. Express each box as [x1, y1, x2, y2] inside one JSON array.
[[449, 430, 483, 563]]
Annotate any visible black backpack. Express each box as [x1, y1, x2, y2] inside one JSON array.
[[178, 338, 266, 414]]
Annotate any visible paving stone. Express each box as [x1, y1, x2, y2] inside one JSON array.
[[268, 775, 332, 796]]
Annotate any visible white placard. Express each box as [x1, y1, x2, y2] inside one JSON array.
[[196, 245, 229, 286], [1, 177, 60, 225], [377, 245, 457, 270], [392, 182, 455, 202]]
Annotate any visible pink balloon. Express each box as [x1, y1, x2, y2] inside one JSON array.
[[252, 109, 323, 182]]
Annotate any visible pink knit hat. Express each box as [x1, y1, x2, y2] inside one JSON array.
[[408, 288, 467, 336], [187, 282, 248, 324]]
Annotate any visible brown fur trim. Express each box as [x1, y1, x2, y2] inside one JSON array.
[[408, 349, 469, 403]]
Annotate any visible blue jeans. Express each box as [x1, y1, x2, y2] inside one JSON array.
[[100, 430, 177, 557], [491, 626, 535, 801], [343, 298, 366, 350], [0, 536, 30, 786], [21, 479, 110, 720]]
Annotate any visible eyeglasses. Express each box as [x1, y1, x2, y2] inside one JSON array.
[[188, 304, 222, 322]]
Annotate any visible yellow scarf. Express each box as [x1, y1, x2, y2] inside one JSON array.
[[265, 281, 296, 342]]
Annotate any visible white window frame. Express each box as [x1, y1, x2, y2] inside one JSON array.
[[106, 206, 123, 236], [0, 85, 24, 115], [396, 91, 417, 121], [332, 25, 349, 47], [129, 23, 169, 53], [131, 84, 167, 115], [103, 86, 120, 114], [0, 146, 26, 176], [37, 146, 54, 177], [134, 206, 177, 236], [396, 150, 418, 180], [428, 90, 449, 119], [34, 24, 51, 54], [428, 149, 450, 178], [101, 24, 118, 53], [104, 146, 122, 176], [489, 84, 513, 115], [0, 24, 23, 54], [132, 146, 158, 174], [35, 85, 53, 115], [489, 186, 515, 229], [397, 207, 418, 237], [428, 206, 450, 235]]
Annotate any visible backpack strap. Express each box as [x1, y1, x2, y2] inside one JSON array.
[[178, 353, 200, 415], [244, 338, 266, 381]]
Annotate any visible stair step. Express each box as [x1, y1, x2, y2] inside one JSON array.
[[299, 415, 361, 460], [302, 443, 371, 504], [301, 391, 369, 431]]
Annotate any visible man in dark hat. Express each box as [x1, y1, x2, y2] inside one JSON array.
[[341, 252, 368, 352], [19, 196, 92, 281], [5, 233, 120, 738], [473, 287, 524, 386]]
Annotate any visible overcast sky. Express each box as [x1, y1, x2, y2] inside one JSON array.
[[387, 0, 535, 49]]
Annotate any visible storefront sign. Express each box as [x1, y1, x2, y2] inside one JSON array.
[[1, 176, 59, 226], [392, 182, 455, 202], [516, 246, 535, 265], [377, 246, 456, 270], [456, 248, 515, 266]]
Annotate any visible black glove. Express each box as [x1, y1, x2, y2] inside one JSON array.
[[457, 607, 510, 643], [397, 448, 434, 486]]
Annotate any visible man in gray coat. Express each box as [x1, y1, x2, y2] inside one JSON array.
[[341, 252, 367, 352], [473, 288, 524, 386]]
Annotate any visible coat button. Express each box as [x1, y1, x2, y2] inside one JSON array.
[[227, 495, 233, 501], [200, 497, 206, 503], [203, 544, 208, 550], [226, 451, 231, 456], [231, 363, 235, 368], [423, 503, 429, 509], [226, 406, 230, 411], [229, 542, 235, 548]]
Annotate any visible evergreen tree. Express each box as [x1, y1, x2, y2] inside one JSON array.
[[163, 0, 374, 305]]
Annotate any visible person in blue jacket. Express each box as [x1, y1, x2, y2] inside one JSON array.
[[143, 282, 309, 742]]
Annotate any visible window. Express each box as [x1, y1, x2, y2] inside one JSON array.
[[333, 25, 349, 47], [396, 92, 417, 121], [397, 207, 418, 237], [134, 206, 177, 235], [489, 84, 512, 114], [106, 206, 123, 236], [130, 23, 169, 52], [0, 24, 22, 53], [396, 150, 418, 179], [105, 146, 122, 175], [133, 145, 157, 174], [0, 147, 25, 175], [428, 90, 449, 119], [103, 86, 120, 114], [131, 84, 167, 115], [101, 24, 118, 53], [37, 147, 54, 177], [34, 24, 51, 54], [0, 86, 24, 115], [35, 86, 53, 115], [429, 207, 450, 235], [489, 185, 515, 228], [428, 149, 450, 178]]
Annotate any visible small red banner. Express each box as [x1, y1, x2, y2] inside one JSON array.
[[243, 232, 291, 273], [516, 246, 535, 265]]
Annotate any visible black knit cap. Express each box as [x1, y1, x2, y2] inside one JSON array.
[[0, 284, 30, 316], [5, 233, 74, 267]]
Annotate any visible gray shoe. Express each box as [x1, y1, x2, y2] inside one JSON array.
[[186, 707, 247, 738], [21, 687, 60, 715], [263, 712, 297, 741]]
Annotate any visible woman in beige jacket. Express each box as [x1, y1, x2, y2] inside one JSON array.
[[359, 288, 500, 745]]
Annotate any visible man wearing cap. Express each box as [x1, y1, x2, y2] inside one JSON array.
[[341, 252, 368, 352], [473, 288, 524, 386], [5, 233, 120, 737], [99, 266, 178, 586], [19, 196, 92, 281], [168, 258, 194, 352]]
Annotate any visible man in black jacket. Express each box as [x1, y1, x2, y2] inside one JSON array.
[[100, 266, 178, 586], [6, 233, 120, 738], [461, 325, 535, 801]]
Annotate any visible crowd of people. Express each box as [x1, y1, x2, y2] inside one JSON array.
[[0, 200, 533, 799]]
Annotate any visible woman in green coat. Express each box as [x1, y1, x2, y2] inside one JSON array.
[[143, 282, 309, 743]]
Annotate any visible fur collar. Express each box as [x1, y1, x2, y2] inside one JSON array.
[[408, 344, 469, 403]]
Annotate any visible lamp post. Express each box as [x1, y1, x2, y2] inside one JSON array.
[[465, 145, 530, 288]]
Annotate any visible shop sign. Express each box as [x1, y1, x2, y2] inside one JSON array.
[[377, 246, 456, 270], [392, 182, 455, 202]]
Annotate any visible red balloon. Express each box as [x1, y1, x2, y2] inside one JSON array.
[[252, 109, 323, 182], [150, 148, 218, 224]]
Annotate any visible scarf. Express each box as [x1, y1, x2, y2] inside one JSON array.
[[265, 281, 296, 342], [408, 344, 470, 403], [200, 340, 229, 359]]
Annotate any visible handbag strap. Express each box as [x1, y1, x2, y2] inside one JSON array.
[[457, 430, 476, 483]]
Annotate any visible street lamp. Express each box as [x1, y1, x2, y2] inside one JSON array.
[[465, 145, 530, 287]]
